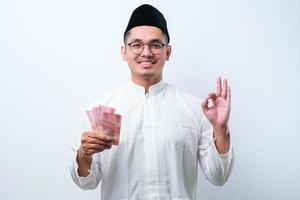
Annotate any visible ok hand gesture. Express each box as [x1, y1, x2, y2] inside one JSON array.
[[201, 77, 231, 129]]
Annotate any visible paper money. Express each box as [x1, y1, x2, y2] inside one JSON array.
[[86, 105, 121, 145]]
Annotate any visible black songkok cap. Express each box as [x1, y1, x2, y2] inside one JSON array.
[[124, 4, 170, 43]]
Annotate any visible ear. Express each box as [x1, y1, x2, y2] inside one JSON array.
[[166, 45, 172, 61], [121, 46, 127, 61]]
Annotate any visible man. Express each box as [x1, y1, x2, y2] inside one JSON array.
[[70, 4, 234, 199]]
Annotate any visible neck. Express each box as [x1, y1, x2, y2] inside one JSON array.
[[131, 76, 162, 94]]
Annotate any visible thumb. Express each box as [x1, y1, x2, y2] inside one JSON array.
[[201, 97, 209, 111]]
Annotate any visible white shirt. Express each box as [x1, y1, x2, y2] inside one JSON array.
[[70, 80, 234, 200]]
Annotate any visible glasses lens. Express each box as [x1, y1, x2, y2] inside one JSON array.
[[128, 42, 165, 55], [150, 43, 164, 54], [130, 42, 142, 54]]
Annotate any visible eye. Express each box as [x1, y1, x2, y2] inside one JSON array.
[[151, 43, 163, 49], [130, 43, 142, 49]]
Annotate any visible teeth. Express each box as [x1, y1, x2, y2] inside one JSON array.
[[140, 61, 154, 64]]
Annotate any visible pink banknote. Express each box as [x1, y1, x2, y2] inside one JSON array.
[[86, 105, 121, 145]]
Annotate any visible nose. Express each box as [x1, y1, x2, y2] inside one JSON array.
[[140, 44, 153, 57]]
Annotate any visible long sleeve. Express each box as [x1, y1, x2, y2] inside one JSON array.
[[69, 118, 103, 190], [69, 147, 102, 189], [68, 82, 235, 198], [197, 115, 234, 186]]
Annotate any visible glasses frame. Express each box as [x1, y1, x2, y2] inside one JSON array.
[[126, 41, 167, 55]]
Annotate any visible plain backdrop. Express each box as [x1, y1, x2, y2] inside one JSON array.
[[0, 0, 299, 199]]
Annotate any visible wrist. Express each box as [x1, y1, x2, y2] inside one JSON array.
[[212, 126, 230, 154], [76, 149, 92, 177], [213, 124, 229, 136], [77, 147, 92, 162]]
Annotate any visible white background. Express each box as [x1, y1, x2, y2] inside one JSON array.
[[0, 0, 299, 199]]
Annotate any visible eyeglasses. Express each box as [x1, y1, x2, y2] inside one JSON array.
[[127, 41, 167, 55]]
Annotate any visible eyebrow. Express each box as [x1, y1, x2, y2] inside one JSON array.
[[128, 38, 165, 43], [150, 39, 164, 43]]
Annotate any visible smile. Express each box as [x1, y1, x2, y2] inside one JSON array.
[[138, 61, 156, 64]]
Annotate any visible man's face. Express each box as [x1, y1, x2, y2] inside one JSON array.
[[121, 26, 171, 84]]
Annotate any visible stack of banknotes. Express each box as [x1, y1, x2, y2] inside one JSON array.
[[86, 105, 122, 145]]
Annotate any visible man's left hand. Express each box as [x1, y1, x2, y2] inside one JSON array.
[[201, 77, 231, 131]]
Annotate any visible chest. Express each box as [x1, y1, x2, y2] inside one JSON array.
[[118, 95, 200, 152]]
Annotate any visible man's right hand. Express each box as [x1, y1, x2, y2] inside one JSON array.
[[78, 131, 113, 158], [76, 131, 113, 177]]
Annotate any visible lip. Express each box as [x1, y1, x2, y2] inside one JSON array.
[[138, 60, 156, 68]]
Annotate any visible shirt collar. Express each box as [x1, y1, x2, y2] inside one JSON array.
[[127, 79, 166, 95]]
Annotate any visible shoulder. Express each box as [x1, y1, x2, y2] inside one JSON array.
[[165, 83, 204, 115], [86, 86, 127, 110], [165, 83, 207, 128], [166, 83, 203, 105]]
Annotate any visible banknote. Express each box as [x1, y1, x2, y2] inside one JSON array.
[[86, 105, 121, 145]]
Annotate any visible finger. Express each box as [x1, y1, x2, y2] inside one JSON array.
[[86, 132, 113, 142], [82, 131, 94, 136], [202, 93, 217, 110], [85, 137, 112, 146], [221, 79, 228, 98], [216, 76, 222, 96], [227, 85, 231, 104], [83, 131, 98, 139], [207, 92, 217, 101], [91, 144, 112, 152], [81, 133, 113, 148], [210, 93, 217, 101], [90, 146, 111, 153], [85, 146, 110, 156], [87, 143, 112, 151], [201, 97, 209, 110], [82, 143, 112, 153], [93, 134, 113, 142]]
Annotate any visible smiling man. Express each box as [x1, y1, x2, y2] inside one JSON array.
[[70, 4, 234, 199], [122, 25, 171, 91]]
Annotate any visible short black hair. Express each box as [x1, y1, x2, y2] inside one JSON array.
[[123, 29, 169, 44]]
